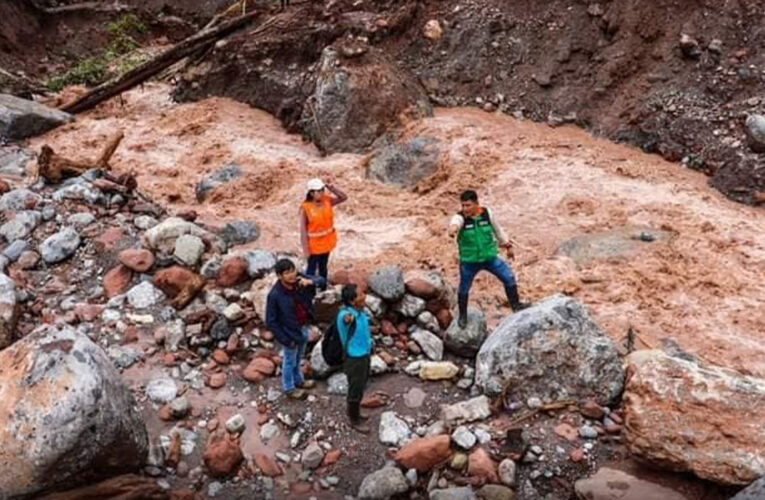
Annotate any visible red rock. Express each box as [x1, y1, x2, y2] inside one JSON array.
[[554, 423, 578, 442], [256, 412, 269, 425], [361, 393, 388, 408], [468, 447, 498, 483], [226, 334, 239, 353], [605, 424, 622, 435], [123, 326, 138, 344], [394, 435, 452, 472], [163, 353, 176, 366], [436, 308, 453, 329], [0, 179, 10, 194], [153, 266, 205, 309], [158, 405, 173, 421], [331, 269, 369, 293], [254, 453, 283, 477], [378, 351, 395, 365], [217, 257, 249, 287], [203, 432, 243, 478], [207, 419, 219, 432], [74, 304, 103, 322], [381, 320, 397, 336], [242, 366, 265, 383], [207, 372, 227, 388], [248, 357, 276, 376], [405, 278, 438, 299], [17, 250, 40, 270], [580, 399, 605, 420], [213, 349, 230, 365], [103, 265, 133, 298], [95, 227, 125, 251], [118, 248, 155, 272], [261, 330, 274, 341], [396, 322, 408, 335], [291, 482, 313, 495], [570, 448, 585, 463], [322, 449, 341, 466]]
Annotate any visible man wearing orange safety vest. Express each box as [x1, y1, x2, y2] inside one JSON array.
[[300, 178, 348, 284]]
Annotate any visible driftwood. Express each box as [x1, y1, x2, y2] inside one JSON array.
[[60, 10, 260, 114], [42, 2, 133, 16], [36, 474, 168, 500], [37, 131, 124, 183]]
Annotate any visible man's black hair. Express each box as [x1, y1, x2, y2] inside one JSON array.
[[460, 190, 478, 202], [341, 283, 358, 306], [274, 258, 296, 275]]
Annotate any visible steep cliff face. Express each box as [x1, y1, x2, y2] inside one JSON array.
[[173, 0, 765, 204]]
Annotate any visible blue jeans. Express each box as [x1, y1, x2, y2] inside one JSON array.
[[458, 257, 517, 297], [281, 326, 309, 393], [306, 253, 330, 286]]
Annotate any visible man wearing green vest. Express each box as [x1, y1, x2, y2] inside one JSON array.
[[449, 189, 529, 328]]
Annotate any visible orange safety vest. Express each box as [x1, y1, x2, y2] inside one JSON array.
[[302, 195, 337, 255]]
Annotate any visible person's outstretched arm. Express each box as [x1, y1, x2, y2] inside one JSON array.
[[448, 213, 463, 239], [326, 183, 348, 206]]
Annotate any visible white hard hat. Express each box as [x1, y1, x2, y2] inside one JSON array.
[[306, 178, 325, 192]]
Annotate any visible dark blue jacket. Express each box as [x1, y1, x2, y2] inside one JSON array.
[[265, 275, 325, 347]]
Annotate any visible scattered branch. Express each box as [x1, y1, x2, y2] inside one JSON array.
[[36, 131, 124, 183]]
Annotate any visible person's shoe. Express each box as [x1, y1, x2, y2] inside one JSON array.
[[507, 285, 530, 312], [457, 293, 469, 328], [297, 380, 316, 389], [350, 420, 370, 434], [286, 389, 307, 400]]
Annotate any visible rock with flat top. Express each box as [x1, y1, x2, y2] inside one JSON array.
[[574, 467, 689, 500], [358, 466, 409, 499], [0, 93, 73, 139]]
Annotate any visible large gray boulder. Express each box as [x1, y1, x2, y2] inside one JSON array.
[[0, 210, 40, 242], [368, 265, 405, 302], [731, 476, 765, 500], [366, 136, 440, 187], [0, 325, 148, 497], [0, 146, 32, 177], [306, 42, 432, 153], [358, 466, 410, 500], [443, 307, 487, 357], [745, 114, 765, 153], [195, 163, 242, 202], [0, 93, 73, 140], [0, 188, 41, 212], [475, 295, 624, 405], [0, 273, 18, 349]]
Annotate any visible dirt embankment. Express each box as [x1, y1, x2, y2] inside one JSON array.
[[170, 0, 765, 205]]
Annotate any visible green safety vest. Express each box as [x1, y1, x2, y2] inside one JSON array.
[[457, 209, 498, 263]]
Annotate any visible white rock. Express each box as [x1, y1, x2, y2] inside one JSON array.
[[378, 411, 412, 447], [126, 281, 165, 309]]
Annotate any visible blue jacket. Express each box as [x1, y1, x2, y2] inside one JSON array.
[[336, 306, 372, 358], [266, 275, 326, 347]]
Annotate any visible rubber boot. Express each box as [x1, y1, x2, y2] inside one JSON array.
[[458, 293, 469, 328], [347, 401, 370, 434], [507, 285, 530, 312]]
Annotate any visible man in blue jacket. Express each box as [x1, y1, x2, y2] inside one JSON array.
[[266, 258, 325, 400]]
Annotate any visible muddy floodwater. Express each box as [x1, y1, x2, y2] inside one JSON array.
[[36, 83, 765, 378]]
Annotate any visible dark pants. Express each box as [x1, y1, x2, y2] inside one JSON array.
[[306, 253, 330, 283], [280, 0, 289, 8], [344, 355, 370, 421], [458, 256, 517, 297]]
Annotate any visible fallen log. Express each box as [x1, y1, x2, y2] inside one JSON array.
[[60, 10, 261, 114], [36, 474, 168, 500], [37, 131, 124, 183]]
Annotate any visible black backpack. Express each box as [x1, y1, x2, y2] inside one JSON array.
[[322, 314, 357, 367]]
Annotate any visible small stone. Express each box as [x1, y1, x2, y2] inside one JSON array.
[[146, 377, 177, 404], [118, 248, 155, 272], [451, 426, 477, 450], [174, 234, 204, 266], [498, 458, 517, 487], [126, 281, 165, 309], [67, 212, 96, 227], [3, 240, 28, 261], [225, 414, 246, 434], [579, 425, 598, 440], [379, 411, 412, 447], [223, 303, 244, 321], [40, 227, 80, 263], [301, 442, 325, 470], [450, 453, 468, 470], [170, 396, 190, 419]]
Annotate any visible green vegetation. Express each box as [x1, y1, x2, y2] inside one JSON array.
[[47, 14, 148, 92]]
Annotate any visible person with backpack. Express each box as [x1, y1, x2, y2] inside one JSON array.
[[448, 189, 530, 328], [300, 178, 348, 285], [266, 258, 325, 400], [335, 284, 373, 433]]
